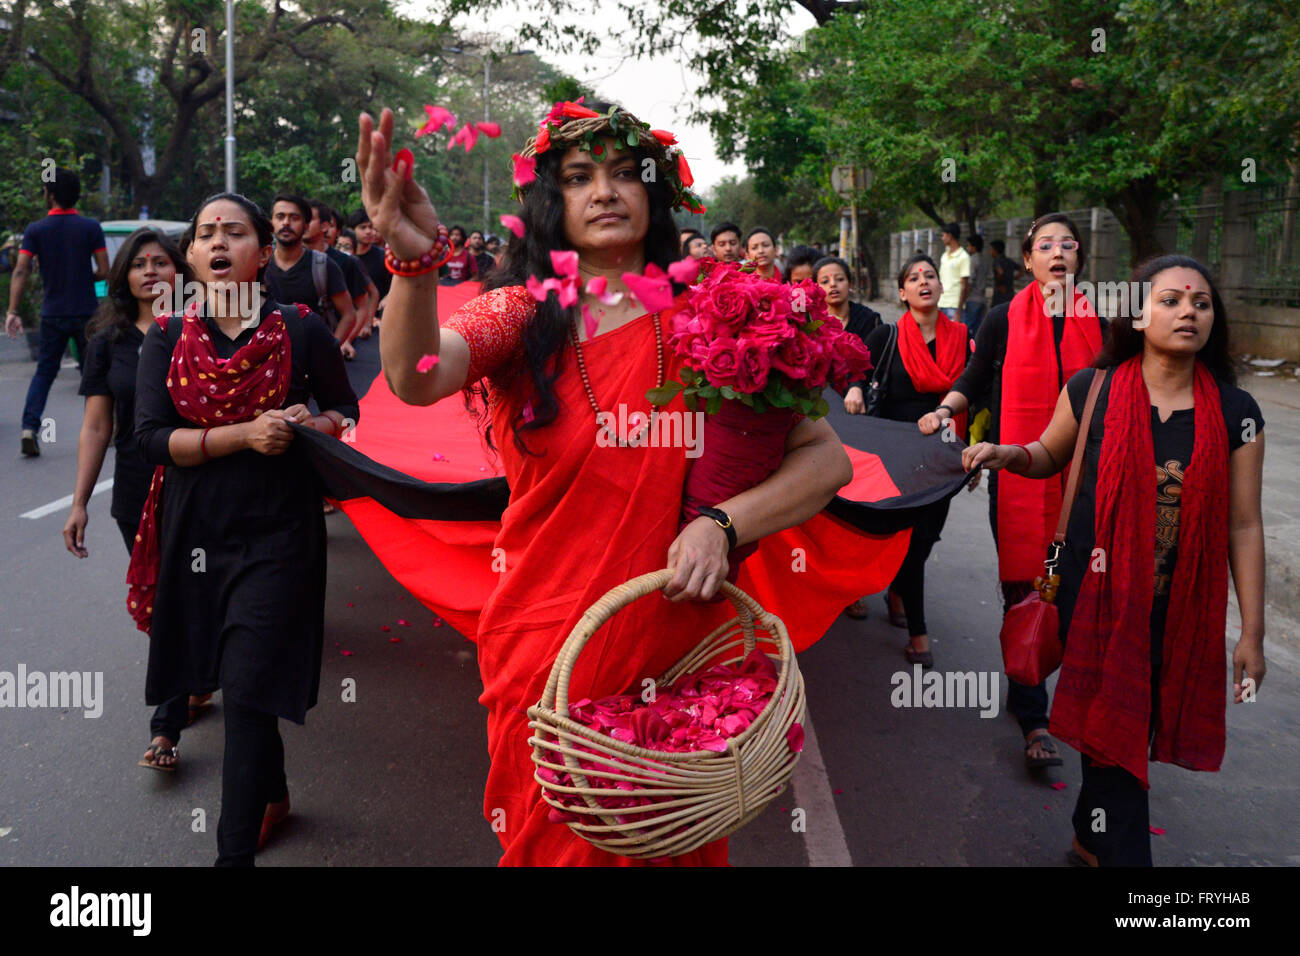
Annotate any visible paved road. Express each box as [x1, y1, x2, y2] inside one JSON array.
[[1, 326, 1296, 866]]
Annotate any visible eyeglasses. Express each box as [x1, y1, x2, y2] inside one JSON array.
[[1034, 239, 1080, 252]]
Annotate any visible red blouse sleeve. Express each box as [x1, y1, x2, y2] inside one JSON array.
[[443, 285, 535, 384]]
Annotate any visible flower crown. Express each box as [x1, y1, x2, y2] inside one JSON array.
[[512, 98, 707, 214]]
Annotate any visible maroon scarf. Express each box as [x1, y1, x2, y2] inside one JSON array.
[[126, 303, 299, 633], [1050, 356, 1230, 787]]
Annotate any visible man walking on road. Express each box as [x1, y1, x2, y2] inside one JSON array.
[[5, 169, 109, 458], [964, 234, 990, 339], [937, 222, 970, 321]]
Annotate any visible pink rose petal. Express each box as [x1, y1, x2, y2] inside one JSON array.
[[389, 637, 401, 643], [1051, 781, 1067, 791], [511, 154, 536, 187], [1149, 826, 1166, 836], [786, 723, 805, 753], [380, 625, 391, 632], [668, 257, 701, 284], [416, 104, 457, 137], [622, 269, 674, 314], [447, 122, 479, 152], [550, 250, 579, 279], [346, 602, 354, 608], [416, 353, 439, 373], [341, 649, 354, 656], [475, 121, 501, 137], [581, 304, 599, 341], [500, 214, 525, 238], [397, 619, 410, 627]]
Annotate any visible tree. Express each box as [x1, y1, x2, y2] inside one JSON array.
[[18, 0, 434, 216]]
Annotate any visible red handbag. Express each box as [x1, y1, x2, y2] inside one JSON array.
[[999, 369, 1106, 686]]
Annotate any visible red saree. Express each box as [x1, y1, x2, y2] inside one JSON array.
[[465, 292, 904, 865]]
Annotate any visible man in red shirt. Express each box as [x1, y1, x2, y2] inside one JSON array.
[[5, 169, 109, 457]]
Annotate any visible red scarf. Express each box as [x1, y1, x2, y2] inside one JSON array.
[[1050, 357, 1229, 788], [126, 303, 298, 633], [897, 310, 969, 439], [997, 282, 1103, 580]]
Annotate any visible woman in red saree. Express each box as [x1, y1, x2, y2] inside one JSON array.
[[356, 103, 885, 865], [962, 255, 1266, 865]]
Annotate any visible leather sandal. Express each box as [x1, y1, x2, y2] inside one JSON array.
[[1025, 730, 1064, 769]]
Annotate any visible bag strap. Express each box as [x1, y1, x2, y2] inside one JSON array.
[[1052, 367, 1107, 545], [310, 250, 329, 302], [872, 323, 899, 391]]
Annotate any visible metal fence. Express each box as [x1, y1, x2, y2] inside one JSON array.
[[885, 183, 1300, 312]]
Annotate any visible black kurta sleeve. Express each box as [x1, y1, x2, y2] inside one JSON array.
[[303, 313, 360, 422], [134, 322, 183, 466], [950, 303, 1007, 402]]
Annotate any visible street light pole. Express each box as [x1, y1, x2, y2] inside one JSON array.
[[482, 55, 490, 236], [224, 0, 235, 192]]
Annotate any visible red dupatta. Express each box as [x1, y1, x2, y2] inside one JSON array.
[[896, 310, 969, 439], [1050, 357, 1229, 787], [997, 282, 1103, 581], [126, 303, 297, 633]]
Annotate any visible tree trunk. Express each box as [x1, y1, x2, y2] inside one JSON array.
[[1107, 177, 1167, 268]]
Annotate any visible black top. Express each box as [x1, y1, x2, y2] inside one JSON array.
[[356, 245, 392, 300], [991, 254, 1019, 305], [949, 301, 1107, 443], [19, 210, 106, 316], [841, 300, 883, 394], [1056, 368, 1264, 646], [78, 323, 154, 524], [326, 246, 370, 300], [864, 320, 972, 424], [134, 300, 360, 723], [265, 248, 348, 315], [473, 251, 496, 277]]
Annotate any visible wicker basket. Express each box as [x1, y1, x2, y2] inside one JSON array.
[[526, 568, 806, 859]]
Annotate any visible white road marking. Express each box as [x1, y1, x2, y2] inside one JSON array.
[[791, 709, 854, 867], [21, 479, 113, 519]]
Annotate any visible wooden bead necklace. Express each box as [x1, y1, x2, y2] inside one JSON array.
[[569, 311, 665, 415]]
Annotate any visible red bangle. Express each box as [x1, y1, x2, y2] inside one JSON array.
[[1012, 443, 1032, 472], [199, 427, 212, 462], [385, 226, 453, 277]]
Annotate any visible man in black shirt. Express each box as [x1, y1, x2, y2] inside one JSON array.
[[308, 200, 376, 343], [266, 194, 356, 357], [348, 207, 391, 315], [990, 239, 1022, 307], [467, 230, 495, 278]]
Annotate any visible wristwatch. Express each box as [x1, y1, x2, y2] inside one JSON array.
[[697, 506, 737, 551]]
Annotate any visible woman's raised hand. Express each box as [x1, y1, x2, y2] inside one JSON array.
[[356, 108, 443, 261], [918, 411, 945, 435]]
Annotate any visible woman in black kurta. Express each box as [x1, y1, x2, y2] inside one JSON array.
[[858, 255, 970, 665], [66, 228, 203, 771], [134, 193, 359, 865]]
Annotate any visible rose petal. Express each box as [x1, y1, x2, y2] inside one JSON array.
[[668, 257, 701, 284], [1149, 826, 1166, 835], [447, 122, 479, 152], [511, 153, 536, 187], [397, 619, 410, 626], [416, 104, 457, 137], [1051, 781, 1067, 791], [341, 649, 354, 656], [581, 304, 599, 341], [622, 270, 674, 314], [416, 353, 439, 373], [550, 250, 579, 279], [389, 637, 401, 643], [786, 723, 805, 753], [475, 121, 501, 137], [380, 625, 391, 632]]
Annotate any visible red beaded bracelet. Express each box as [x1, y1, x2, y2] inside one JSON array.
[[385, 226, 453, 277]]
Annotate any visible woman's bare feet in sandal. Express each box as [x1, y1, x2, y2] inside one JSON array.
[[1025, 728, 1064, 768], [140, 736, 178, 771]]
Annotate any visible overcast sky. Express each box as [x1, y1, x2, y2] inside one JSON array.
[[403, 1, 819, 194]]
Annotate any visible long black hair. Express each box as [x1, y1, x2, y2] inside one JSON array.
[[85, 228, 190, 341], [183, 192, 275, 284], [479, 118, 684, 457], [1095, 254, 1235, 386]]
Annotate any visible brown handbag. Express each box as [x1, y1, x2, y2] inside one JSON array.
[[998, 369, 1107, 686]]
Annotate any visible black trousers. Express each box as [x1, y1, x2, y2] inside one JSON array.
[[1072, 754, 1152, 866], [889, 498, 950, 638], [215, 697, 289, 867], [119, 518, 190, 745]]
